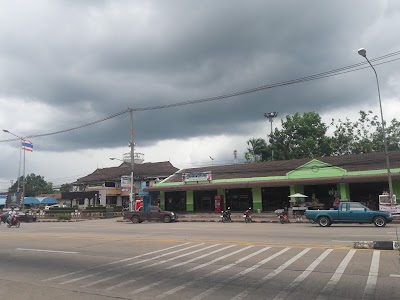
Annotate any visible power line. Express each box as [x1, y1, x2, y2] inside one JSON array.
[[1, 51, 400, 142]]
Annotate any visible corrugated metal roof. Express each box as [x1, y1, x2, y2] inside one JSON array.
[[145, 151, 400, 192], [75, 161, 178, 184]]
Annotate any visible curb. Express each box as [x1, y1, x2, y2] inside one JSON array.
[[354, 241, 400, 250]]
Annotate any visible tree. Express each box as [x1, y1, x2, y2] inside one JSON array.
[[8, 173, 54, 196], [245, 138, 267, 163], [331, 110, 400, 155], [60, 183, 73, 193], [270, 112, 333, 160]]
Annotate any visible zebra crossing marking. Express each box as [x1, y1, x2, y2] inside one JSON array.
[[42, 242, 190, 282], [316, 249, 356, 300], [61, 243, 200, 285], [363, 250, 380, 300], [231, 248, 311, 300], [157, 246, 274, 299], [130, 245, 253, 296], [273, 249, 333, 300]]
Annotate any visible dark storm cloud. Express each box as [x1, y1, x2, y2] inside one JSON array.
[[1, 0, 399, 152]]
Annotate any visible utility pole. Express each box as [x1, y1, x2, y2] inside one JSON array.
[[264, 112, 278, 160], [129, 109, 135, 212]]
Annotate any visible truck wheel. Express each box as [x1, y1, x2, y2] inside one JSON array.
[[131, 216, 140, 224], [317, 216, 331, 227], [373, 216, 386, 227], [163, 215, 171, 223]]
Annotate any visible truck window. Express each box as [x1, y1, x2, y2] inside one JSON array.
[[348, 203, 365, 211], [341, 204, 347, 211]]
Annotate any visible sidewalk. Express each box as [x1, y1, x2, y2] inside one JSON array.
[[36, 212, 400, 223]]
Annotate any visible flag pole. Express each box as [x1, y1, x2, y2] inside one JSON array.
[[21, 147, 26, 211]]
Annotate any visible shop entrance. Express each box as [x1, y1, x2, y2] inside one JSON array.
[[194, 190, 217, 212], [350, 181, 388, 210], [165, 191, 186, 212], [304, 184, 337, 209], [225, 188, 253, 211], [262, 187, 290, 211]]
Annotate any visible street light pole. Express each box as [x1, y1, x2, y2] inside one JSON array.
[[3, 129, 24, 210], [264, 112, 278, 160], [358, 48, 394, 201]]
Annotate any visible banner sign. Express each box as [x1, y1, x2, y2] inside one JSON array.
[[379, 204, 400, 214], [121, 176, 131, 188], [182, 171, 212, 182]]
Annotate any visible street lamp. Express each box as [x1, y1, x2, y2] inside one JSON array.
[[264, 112, 278, 160], [3, 129, 24, 209], [358, 48, 393, 201]]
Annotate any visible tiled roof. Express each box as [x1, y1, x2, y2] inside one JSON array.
[[164, 151, 400, 183], [75, 161, 178, 184]]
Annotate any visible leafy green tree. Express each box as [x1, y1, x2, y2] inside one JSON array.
[[245, 138, 267, 163], [331, 110, 400, 155], [9, 173, 54, 196], [60, 183, 73, 193], [270, 112, 333, 160]]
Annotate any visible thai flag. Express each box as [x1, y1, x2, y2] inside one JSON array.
[[21, 139, 33, 152]]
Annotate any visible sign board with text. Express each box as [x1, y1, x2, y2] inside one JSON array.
[[182, 171, 212, 182]]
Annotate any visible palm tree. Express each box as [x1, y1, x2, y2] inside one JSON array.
[[245, 138, 267, 163]]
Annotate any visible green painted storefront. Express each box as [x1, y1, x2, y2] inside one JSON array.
[[147, 157, 400, 212]]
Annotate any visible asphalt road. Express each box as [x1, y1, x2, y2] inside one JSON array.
[[1, 219, 400, 299]]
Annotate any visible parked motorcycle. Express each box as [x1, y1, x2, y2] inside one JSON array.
[[243, 208, 252, 223], [278, 213, 290, 224], [7, 214, 20, 228], [220, 208, 232, 223]]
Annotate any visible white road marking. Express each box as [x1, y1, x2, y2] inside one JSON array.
[[106, 277, 143, 291], [191, 247, 290, 300], [363, 250, 380, 300], [331, 240, 354, 243], [42, 242, 189, 282], [131, 245, 250, 296], [317, 250, 356, 300], [16, 248, 78, 254], [63, 243, 201, 285], [158, 246, 273, 299], [110, 244, 235, 291], [81, 243, 217, 288], [231, 248, 311, 300], [390, 274, 400, 278], [273, 249, 333, 300]]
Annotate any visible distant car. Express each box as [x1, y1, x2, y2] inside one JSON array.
[[44, 204, 67, 210], [1, 211, 37, 223], [123, 206, 178, 223]]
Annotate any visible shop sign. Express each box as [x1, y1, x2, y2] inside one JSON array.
[[379, 205, 400, 214], [121, 176, 131, 188], [182, 171, 212, 182]]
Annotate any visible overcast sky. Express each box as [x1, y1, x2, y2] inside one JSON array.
[[1, 0, 400, 190]]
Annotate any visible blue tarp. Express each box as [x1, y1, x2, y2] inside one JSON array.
[[37, 197, 58, 204], [24, 197, 40, 204]]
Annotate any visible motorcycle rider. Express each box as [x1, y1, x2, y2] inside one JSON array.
[[244, 207, 252, 222], [225, 207, 232, 222], [7, 206, 17, 225]]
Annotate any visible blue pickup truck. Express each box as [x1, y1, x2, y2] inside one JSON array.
[[305, 202, 393, 227]]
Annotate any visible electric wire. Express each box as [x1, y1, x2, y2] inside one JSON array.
[[1, 51, 399, 143]]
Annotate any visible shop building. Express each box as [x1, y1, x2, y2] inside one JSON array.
[[62, 160, 178, 208], [145, 151, 400, 212]]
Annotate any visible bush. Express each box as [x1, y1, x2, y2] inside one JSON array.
[[58, 214, 71, 221]]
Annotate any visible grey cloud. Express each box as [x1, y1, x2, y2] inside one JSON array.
[[0, 0, 399, 153]]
